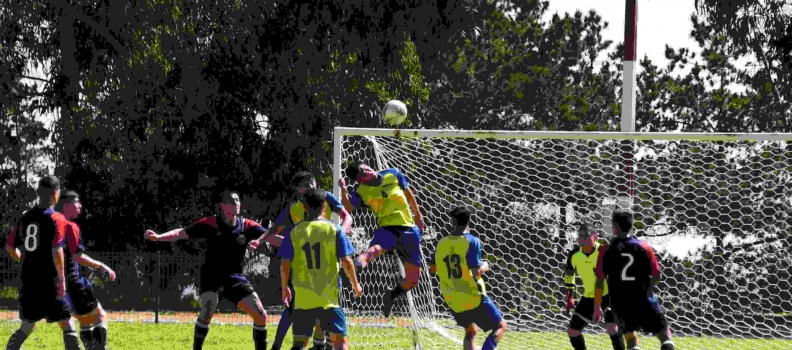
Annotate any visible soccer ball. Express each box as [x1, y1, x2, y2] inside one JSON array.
[[381, 100, 408, 126]]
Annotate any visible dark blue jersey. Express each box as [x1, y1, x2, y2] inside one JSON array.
[[184, 216, 267, 277], [595, 236, 661, 301], [7, 208, 70, 291]]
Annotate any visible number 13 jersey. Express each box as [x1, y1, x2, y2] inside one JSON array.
[[432, 232, 487, 313]]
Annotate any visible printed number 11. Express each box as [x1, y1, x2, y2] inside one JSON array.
[[302, 242, 321, 269]]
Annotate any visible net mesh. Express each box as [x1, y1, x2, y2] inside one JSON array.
[[337, 131, 792, 350]]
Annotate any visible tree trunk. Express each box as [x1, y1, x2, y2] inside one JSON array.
[[57, 6, 80, 178]]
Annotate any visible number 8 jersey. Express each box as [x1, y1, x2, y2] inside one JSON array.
[[7, 207, 70, 292], [432, 232, 487, 313]]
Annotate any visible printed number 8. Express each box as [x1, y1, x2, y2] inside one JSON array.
[[621, 253, 636, 281], [24, 224, 39, 252]]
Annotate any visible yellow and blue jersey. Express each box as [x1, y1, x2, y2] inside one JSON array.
[[431, 232, 487, 313], [349, 168, 414, 228], [276, 219, 355, 310], [564, 243, 608, 298], [274, 192, 344, 228]]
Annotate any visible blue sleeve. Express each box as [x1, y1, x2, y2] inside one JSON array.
[[349, 189, 363, 208], [276, 227, 294, 260], [335, 225, 355, 258], [466, 235, 482, 269], [273, 206, 292, 227], [325, 192, 345, 213], [382, 168, 409, 190]]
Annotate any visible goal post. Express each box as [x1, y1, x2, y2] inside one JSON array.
[[333, 127, 792, 350]]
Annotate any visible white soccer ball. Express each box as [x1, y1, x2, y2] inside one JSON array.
[[381, 100, 408, 126]]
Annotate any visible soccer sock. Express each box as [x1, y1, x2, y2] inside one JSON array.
[[312, 336, 326, 348], [92, 323, 108, 350], [610, 334, 625, 350], [569, 334, 586, 350], [63, 328, 81, 350], [390, 285, 407, 300], [463, 332, 475, 350], [193, 319, 210, 350], [253, 324, 268, 350], [272, 309, 292, 349], [6, 329, 31, 350], [80, 325, 94, 350], [660, 340, 675, 350], [481, 332, 500, 350]]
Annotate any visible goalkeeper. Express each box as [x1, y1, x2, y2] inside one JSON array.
[[563, 224, 629, 350]]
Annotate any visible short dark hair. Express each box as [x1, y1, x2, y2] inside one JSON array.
[[577, 222, 594, 237], [301, 188, 327, 211], [344, 161, 366, 181], [611, 211, 634, 233], [291, 171, 316, 188], [55, 190, 79, 212], [449, 206, 473, 227], [214, 190, 240, 203], [37, 175, 60, 199]]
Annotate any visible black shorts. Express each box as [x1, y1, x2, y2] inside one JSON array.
[[570, 296, 615, 331], [18, 287, 72, 323], [67, 277, 98, 316], [612, 294, 669, 334], [200, 274, 255, 305]]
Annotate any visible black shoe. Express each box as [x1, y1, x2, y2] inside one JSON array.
[[382, 290, 394, 318]]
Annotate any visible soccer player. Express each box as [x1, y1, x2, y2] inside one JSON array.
[[563, 223, 627, 350], [429, 206, 506, 350], [4, 175, 81, 350], [594, 211, 675, 350], [277, 188, 363, 350], [271, 171, 353, 350], [145, 190, 283, 350], [57, 190, 118, 350], [338, 161, 425, 317]]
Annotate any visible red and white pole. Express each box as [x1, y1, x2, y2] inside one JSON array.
[[622, 0, 638, 134]]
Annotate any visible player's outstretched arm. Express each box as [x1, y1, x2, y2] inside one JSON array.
[[74, 253, 117, 281], [403, 188, 425, 231], [337, 179, 355, 214], [145, 228, 188, 242], [341, 256, 363, 297]]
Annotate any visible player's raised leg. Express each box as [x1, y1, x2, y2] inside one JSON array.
[[339, 162, 425, 317]]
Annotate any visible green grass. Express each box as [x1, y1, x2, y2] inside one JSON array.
[[2, 321, 791, 349]]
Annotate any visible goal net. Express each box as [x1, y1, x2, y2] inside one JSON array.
[[333, 127, 792, 350]]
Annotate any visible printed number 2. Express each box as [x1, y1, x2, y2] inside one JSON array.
[[302, 242, 321, 269], [621, 253, 636, 281], [443, 254, 463, 279], [24, 224, 39, 252]]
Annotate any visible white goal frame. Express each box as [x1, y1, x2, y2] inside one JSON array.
[[332, 127, 792, 350]]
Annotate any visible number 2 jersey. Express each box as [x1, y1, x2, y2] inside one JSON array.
[[595, 236, 661, 303], [432, 232, 487, 313], [6, 207, 70, 294]]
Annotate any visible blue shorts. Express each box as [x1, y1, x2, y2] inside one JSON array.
[[371, 226, 422, 267], [199, 273, 255, 305], [67, 277, 98, 316], [292, 308, 347, 337], [450, 296, 503, 332]]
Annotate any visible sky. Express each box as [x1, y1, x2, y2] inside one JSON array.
[[545, 0, 700, 71]]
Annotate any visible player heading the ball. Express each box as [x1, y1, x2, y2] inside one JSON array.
[[429, 206, 506, 350], [277, 188, 363, 350], [145, 190, 283, 350], [57, 190, 118, 350], [271, 171, 354, 350], [594, 211, 675, 350], [338, 161, 425, 318], [563, 223, 629, 350], [5, 175, 81, 350]]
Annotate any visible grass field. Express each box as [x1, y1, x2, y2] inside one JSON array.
[[2, 311, 792, 349]]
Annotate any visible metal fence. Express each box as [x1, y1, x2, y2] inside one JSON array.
[[0, 251, 283, 323]]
